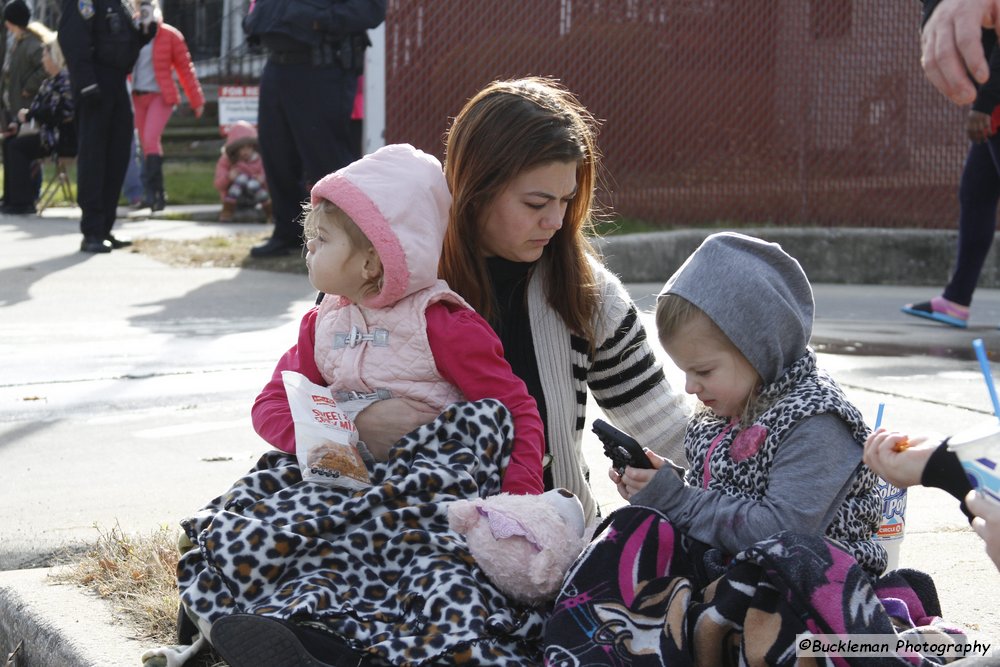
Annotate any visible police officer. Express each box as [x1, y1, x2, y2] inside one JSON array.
[[243, 0, 385, 258], [59, 0, 155, 253]]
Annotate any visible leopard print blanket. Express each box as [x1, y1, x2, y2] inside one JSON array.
[[177, 400, 547, 665], [544, 505, 970, 666]]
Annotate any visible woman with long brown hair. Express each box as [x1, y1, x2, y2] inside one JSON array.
[[442, 77, 691, 521], [358, 77, 689, 522]]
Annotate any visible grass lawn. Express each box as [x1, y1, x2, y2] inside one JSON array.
[[13, 157, 221, 209], [160, 158, 220, 204], [27, 158, 664, 237]]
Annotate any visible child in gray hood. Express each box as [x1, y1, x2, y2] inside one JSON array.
[[616, 231, 885, 577]]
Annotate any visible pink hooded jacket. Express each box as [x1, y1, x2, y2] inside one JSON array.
[[250, 144, 545, 495], [311, 144, 467, 410], [213, 120, 267, 197]]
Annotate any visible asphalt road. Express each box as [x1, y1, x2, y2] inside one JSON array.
[[1, 212, 999, 644]]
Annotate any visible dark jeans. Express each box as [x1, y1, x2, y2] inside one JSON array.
[[943, 133, 1000, 306], [2, 133, 45, 208]]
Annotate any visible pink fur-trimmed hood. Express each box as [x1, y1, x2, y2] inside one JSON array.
[[310, 144, 450, 309]]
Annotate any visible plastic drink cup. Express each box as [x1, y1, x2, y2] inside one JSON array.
[[874, 477, 906, 572], [947, 420, 1000, 506]]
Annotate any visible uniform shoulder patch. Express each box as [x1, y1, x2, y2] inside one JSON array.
[[78, 0, 95, 19]]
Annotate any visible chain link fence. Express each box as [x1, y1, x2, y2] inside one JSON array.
[[26, 0, 969, 228], [382, 0, 968, 229]]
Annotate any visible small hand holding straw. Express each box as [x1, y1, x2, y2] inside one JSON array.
[[972, 337, 1000, 422], [874, 402, 910, 452]]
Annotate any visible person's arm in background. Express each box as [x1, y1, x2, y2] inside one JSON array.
[[23, 78, 51, 125], [168, 25, 204, 117], [428, 302, 545, 496], [865, 429, 1000, 571], [967, 35, 1000, 142], [864, 429, 973, 520], [588, 262, 690, 466], [251, 307, 325, 453], [920, 0, 1000, 105]]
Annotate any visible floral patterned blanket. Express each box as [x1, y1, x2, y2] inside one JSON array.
[[544, 505, 975, 666]]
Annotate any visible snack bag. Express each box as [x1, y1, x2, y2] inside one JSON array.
[[281, 370, 371, 490]]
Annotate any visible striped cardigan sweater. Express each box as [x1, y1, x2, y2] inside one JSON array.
[[528, 257, 689, 522]]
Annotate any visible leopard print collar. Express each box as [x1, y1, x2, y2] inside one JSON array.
[[684, 349, 886, 576]]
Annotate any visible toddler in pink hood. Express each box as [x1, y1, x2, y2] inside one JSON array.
[[251, 144, 545, 495], [214, 120, 271, 222]]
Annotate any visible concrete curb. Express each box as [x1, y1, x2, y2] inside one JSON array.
[[598, 227, 998, 288], [0, 568, 151, 666], [38, 207, 984, 288], [40, 206, 987, 289]]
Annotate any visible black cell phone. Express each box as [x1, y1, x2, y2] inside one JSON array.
[[592, 419, 653, 472]]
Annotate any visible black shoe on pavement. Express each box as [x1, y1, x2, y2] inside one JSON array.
[[1, 203, 36, 215], [105, 234, 133, 249], [250, 236, 300, 258], [80, 236, 112, 253], [211, 614, 371, 667]]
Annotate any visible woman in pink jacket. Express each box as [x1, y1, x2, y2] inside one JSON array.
[[130, 10, 204, 211]]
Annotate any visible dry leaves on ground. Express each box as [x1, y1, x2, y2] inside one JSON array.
[[51, 524, 226, 666], [130, 233, 307, 275]]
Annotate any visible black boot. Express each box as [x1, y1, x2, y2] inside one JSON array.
[[143, 154, 166, 211], [140, 155, 154, 208]]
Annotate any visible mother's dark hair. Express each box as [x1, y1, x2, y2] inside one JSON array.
[[441, 77, 602, 342]]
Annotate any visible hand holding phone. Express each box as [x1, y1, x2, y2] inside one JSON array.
[[592, 419, 652, 474]]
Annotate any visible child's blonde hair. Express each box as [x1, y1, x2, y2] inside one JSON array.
[[655, 293, 705, 345], [302, 199, 383, 299], [656, 293, 764, 426]]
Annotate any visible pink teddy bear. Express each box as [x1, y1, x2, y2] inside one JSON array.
[[448, 488, 590, 605]]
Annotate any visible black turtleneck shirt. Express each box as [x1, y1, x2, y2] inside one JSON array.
[[486, 256, 552, 485]]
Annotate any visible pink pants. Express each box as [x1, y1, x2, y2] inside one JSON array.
[[132, 92, 174, 156]]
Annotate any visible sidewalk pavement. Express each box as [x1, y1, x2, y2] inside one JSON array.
[[2, 208, 1000, 665]]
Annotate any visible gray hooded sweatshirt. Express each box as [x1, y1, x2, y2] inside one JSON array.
[[632, 232, 883, 576]]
